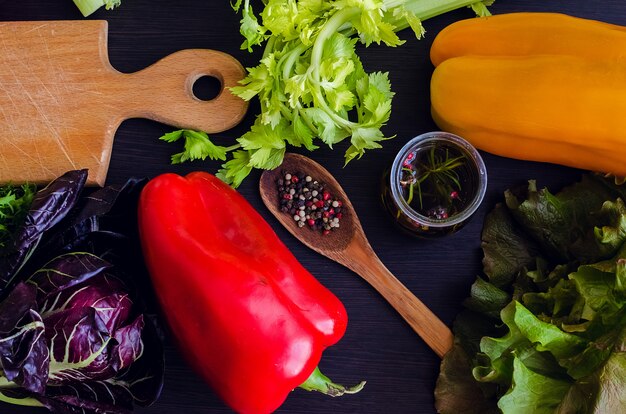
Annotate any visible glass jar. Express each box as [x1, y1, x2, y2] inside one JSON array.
[[381, 131, 487, 237]]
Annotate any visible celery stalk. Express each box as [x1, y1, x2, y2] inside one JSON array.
[[73, 0, 121, 17]]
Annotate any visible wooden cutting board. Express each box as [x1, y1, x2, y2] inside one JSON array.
[[0, 20, 249, 186]]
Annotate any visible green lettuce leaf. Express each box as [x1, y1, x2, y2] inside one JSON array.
[[557, 326, 626, 413], [497, 357, 571, 414], [481, 203, 541, 288], [463, 277, 510, 319], [505, 177, 622, 263], [435, 343, 499, 414]]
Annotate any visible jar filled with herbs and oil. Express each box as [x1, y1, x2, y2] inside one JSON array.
[[381, 132, 487, 237]]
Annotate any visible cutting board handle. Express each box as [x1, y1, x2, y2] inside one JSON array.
[[118, 49, 248, 133]]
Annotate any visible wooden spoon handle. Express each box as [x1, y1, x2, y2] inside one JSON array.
[[115, 49, 248, 133], [344, 241, 453, 358]]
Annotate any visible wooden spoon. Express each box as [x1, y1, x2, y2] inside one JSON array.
[[260, 153, 453, 358]]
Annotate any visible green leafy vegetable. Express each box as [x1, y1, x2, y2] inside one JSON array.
[[215, 150, 254, 188], [160, 129, 239, 164], [497, 357, 571, 414], [161, 0, 493, 187], [0, 184, 35, 248], [435, 174, 626, 413], [73, 0, 121, 17]]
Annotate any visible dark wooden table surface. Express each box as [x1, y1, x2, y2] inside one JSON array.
[[3, 1, 626, 413]]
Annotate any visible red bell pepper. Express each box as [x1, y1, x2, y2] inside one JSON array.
[[138, 172, 363, 414]]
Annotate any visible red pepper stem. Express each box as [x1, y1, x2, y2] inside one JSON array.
[[299, 366, 366, 397]]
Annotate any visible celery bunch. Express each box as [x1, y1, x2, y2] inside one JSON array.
[[212, 0, 494, 186]]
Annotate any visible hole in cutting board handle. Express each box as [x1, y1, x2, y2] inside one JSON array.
[[192, 75, 221, 101]]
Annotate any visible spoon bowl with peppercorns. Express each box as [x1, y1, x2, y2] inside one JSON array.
[[259, 153, 454, 359]]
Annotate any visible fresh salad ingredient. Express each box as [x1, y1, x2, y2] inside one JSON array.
[[0, 255, 161, 413], [277, 171, 345, 235], [430, 12, 626, 66], [181, 0, 495, 187], [0, 170, 164, 414], [430, 13, 626, 177], [431, 55, 626, 176], [0, 183, 35, 248], [138, 172, 363, 414], [435, 174, 626, 413], [0, 171, 88, 295], [73, 0, 121, 17], [160, 129, 240, 164]]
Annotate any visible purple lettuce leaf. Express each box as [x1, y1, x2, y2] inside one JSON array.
[[45, 306, 112, 385], [27, 254, 135, 384], [0, 170, 88, 297], [27, 253, 133, 335], [36, 394, 132, 414], [0, 386, 131, 414], [27, 253, 113, 301], [31, 314, 161, 414], [111, 315, 144, 372], [35, 178, 146, 266], [31, 253, 161, 411], [0, 283, 48, 394], [42, 273, 132, 335], [113, 314, 164, 407]]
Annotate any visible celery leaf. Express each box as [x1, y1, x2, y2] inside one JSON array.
[[216, 150, 253, 188], [159, 130, 229, 164]]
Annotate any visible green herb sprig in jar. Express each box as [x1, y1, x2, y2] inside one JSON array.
[[401, 145, 467, 220], [382, 132, 487, 237]]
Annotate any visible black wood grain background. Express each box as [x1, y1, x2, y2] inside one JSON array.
[[2, 1, 625, 413]]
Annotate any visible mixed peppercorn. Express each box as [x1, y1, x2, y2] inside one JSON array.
[[277, 172, 344, 235]]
